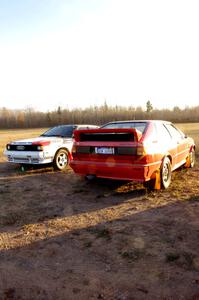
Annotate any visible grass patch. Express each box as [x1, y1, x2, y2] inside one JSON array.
[[189, 195, 199, 202]]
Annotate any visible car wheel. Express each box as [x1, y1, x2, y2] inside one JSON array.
[[188, 148, 195, 168], [53, 149, 68, 171], [161, 157, 171, 189]]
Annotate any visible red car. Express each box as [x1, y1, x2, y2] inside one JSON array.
[[70, 120, 195, 189]]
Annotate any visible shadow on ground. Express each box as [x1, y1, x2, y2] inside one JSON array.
[[0, 162, 199, 299]]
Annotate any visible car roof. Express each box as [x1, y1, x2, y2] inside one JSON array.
[[76, 124, 99, 127], [53, 124, 98, 127], [102, 120, 172, 125]]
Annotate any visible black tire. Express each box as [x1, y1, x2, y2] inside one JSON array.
[[161, 157, 172, 189], [53, 149, 68, 171], [20, 163, 28, 171], [143, 179, 156, 190], [188, 148, 195, 168]]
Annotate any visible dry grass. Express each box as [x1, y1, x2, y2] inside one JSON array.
[[177, 123, 199, 153]]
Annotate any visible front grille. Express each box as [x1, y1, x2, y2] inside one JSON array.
[[8, 158, 40, 163], [8, 145, 41, 151], [8, 157, 30, 162]]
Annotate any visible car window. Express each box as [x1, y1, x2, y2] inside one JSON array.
[[41, 125, 76, 138], [156, 123, 172, 143], [165, 124, 184, 140], [101, 122, 147, 134]]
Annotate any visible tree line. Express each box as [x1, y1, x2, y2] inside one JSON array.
[[0, 104, 199, 129]]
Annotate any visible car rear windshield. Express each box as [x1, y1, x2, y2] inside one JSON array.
[[79, 132, 135, 142], [101, 122, 147, 134], [41, 125, 76, 138]]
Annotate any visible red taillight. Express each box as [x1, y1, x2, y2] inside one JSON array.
[[136, 144, 146, 156], [72, 145, 77, 154]]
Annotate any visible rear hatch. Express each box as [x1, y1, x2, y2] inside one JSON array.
[[72, 128, 145, 163]]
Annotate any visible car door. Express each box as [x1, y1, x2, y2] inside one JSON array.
[[155, 123, 177, 168], [165, 124, 188, 168]]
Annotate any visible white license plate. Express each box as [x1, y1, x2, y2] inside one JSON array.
[[95, 147, 114, 154]]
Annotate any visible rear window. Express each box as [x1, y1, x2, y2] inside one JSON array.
[[101, 122, 147, 134], [79, 132, 135, 142]]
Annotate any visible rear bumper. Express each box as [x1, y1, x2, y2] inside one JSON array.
[[4, 150, 53, 165], [70, 160, 160, 182]]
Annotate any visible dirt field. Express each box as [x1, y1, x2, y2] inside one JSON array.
[[0, 126, 199, 300]]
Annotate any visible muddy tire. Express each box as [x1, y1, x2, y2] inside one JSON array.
[[161, 157, 171, 189], [53, 149, 68, 171]]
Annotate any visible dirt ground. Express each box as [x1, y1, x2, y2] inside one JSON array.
[[0, 161, 199, 300]]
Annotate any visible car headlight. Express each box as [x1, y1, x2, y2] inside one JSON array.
[[37, 145, 44, 151], [6, 144, 11, 150]]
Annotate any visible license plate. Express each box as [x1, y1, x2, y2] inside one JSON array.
[[95, 147, 114, 154], [16, 145, 25, 150]]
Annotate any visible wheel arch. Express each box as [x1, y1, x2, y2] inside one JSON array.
[[161, 155, 172, 189], [53, 147, 71, 160], [190, 144, 195, 152], [162, 154, 172, 166], [53, 147, 71, 171]]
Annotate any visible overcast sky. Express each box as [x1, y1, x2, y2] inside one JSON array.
[[0, 0, 199, 111]]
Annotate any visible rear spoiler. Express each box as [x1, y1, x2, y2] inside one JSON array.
[[73, 128, 142, 142]]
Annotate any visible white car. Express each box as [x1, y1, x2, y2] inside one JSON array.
[[4, 124, 98, 170]]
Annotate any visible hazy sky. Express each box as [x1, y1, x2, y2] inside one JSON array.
[[0, 0, 199, 111]]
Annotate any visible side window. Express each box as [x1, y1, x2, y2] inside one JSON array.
[[165, 124, 183, 140], [156, 124, 172, 143]]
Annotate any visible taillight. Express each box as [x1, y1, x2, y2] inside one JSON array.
[[137, 144, 146, 156], [72, 145, 77, 154]]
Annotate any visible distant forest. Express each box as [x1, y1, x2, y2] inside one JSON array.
[[0, 103, 199, 129]]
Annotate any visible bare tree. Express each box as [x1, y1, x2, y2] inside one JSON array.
[[0, 104, 199, 129]]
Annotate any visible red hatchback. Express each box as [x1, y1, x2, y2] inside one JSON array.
[[70, 120, 195, 189]]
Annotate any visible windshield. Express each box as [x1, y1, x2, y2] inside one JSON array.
[[101, 122, 147, 134], [41, 125, 77, 138]]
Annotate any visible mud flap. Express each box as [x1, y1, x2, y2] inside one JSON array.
[[153, 169, 161, 190], [145, 168, 161, 190], [184, 155, 191, 168]]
